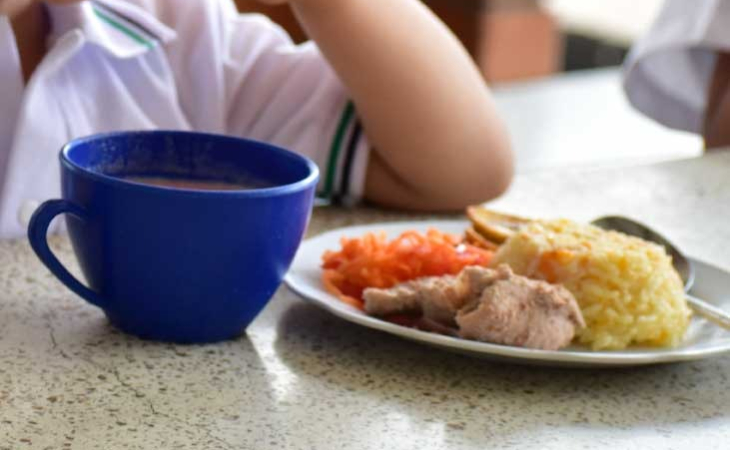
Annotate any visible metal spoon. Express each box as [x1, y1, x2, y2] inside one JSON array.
[[592, 216, 730, 330]]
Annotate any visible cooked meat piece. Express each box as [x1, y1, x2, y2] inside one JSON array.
[[364, 264, 585, 350], [460, 264, 512, 296], [363, 282, 423, 316], [413, 275, 470, 324], [364, 274, 468, 325], [363, 264, 513, 325], [456, 276, 585, 350]]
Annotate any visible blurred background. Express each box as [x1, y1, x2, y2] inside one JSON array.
[[233, 0, 702, 172], [234, 0, 664, 83]]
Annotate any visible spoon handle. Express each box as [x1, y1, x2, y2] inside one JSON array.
[[687, 294, 730, 330]]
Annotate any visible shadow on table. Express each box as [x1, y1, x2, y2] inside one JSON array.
[[273, 300, 730, 444]]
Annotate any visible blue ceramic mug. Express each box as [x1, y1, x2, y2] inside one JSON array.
[[28, 131, 318, 343]]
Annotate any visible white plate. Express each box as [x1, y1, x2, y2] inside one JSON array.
[[284, 221, 730, 367]]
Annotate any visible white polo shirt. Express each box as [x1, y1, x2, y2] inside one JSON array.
[[624, 0, 730, 133], [0, 0, 369, 239]]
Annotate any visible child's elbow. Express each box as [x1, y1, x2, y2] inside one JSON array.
[[472, 132, 514, 201], [436, 129, 514, 210], [411, 133, 514, 212], [366, 129, 514, 212]]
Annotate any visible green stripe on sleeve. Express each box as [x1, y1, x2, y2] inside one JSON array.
[[92, 6, 152, 48], [320, 101, 355, 198]]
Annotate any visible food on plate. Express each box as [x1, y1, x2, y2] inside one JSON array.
[[364, 265, 585, 350], [321, 229, 493, 309], [466, 206, 530, 244], [464, 226, 499, 251], [488, 217, 692, 350], [319, 207, 692, 353]]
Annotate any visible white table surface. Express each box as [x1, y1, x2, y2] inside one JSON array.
[[494, 68, 703, 173]]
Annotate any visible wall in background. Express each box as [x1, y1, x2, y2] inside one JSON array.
[[543, 0, 665, 47], [544, 0, 665, 72]]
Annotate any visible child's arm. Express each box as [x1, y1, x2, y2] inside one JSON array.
[[258, 0, 513, 210]]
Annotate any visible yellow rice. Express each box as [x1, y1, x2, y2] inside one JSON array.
[[491, 219, 691, 350]]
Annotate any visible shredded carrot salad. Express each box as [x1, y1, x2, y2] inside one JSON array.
[[321, 229, 493, 309]]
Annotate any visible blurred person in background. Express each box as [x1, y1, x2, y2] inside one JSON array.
[[624, 0, 730, 149]]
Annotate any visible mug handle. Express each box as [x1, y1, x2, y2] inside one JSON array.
[[28, 200, 106, 309]]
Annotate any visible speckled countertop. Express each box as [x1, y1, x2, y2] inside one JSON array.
[[2, 153, 730, 449]]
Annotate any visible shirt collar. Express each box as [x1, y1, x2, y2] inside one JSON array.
[[46, 0, 176, 59]]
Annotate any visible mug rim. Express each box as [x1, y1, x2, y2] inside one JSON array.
[[60, 130, 320, 198]]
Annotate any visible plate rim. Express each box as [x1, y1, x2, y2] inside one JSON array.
[[285, 220, 730, 366]]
